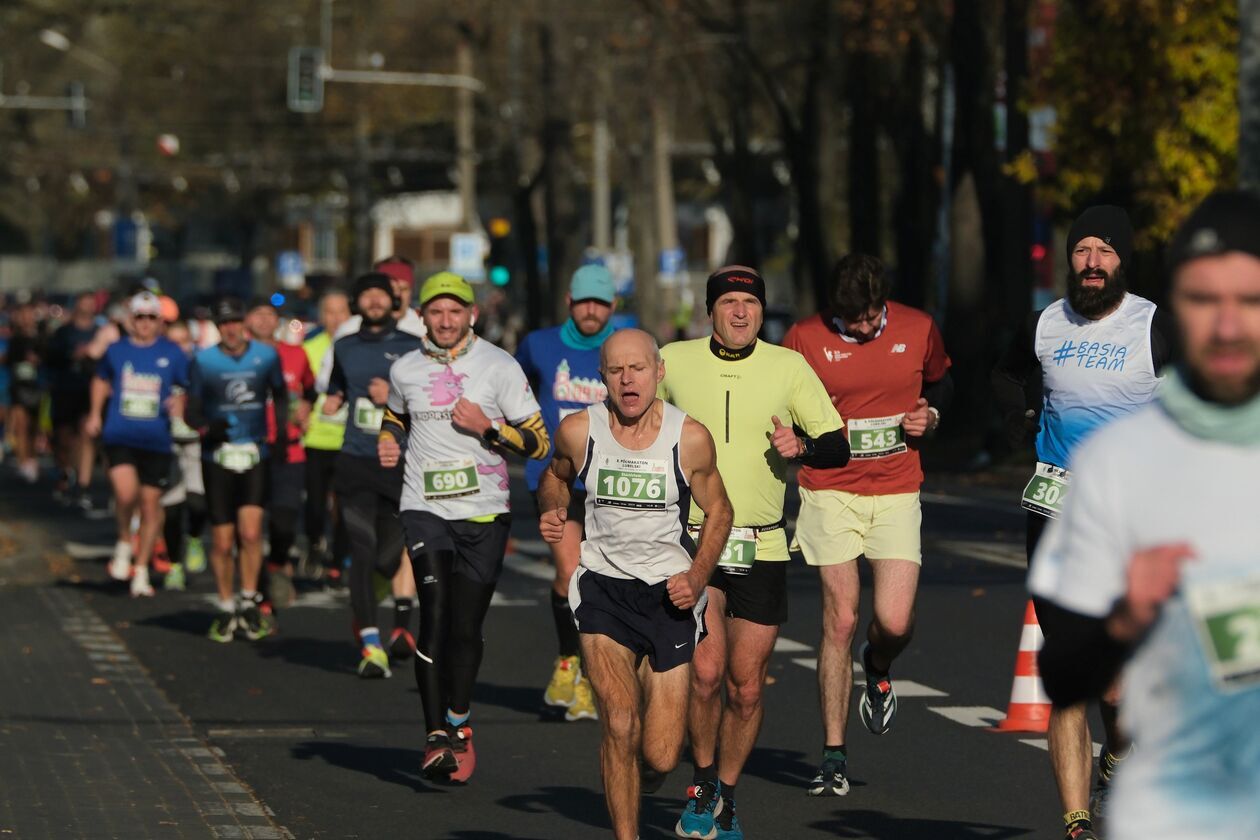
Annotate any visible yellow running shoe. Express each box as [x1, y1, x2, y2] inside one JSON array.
[[544, 655, 580, 707], [565, 674, 599, 721], [358, 644, 391, 679]]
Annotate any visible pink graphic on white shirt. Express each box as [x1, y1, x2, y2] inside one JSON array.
[[477, 462, 510, 491], [425, 367, 467, 406]]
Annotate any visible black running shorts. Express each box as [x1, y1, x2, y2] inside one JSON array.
[[400, 510, 510, 586], [570, 567, 708, 673], [204, 459, 269, 526], [104, 444, 173, 490], [708, 560, 789, 626]]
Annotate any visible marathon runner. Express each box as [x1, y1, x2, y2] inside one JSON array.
[[7, 300, 45, 484], [782, 253, 952, 795], [158, 316, 207, 591], [246, 297, 315, 609], [1031, 190, 1260, 840], [187, 297, 289, 643], [86, 292, 189, 597], [993, 205, 1175, 840], [377, 271, 548, 782], [540, 327, 733, 840], [322, 273, 423, 678], [660, 266, 849, 839], [303, 289, 352, 586], [516, 264, 618, 721], [47, 292, 100, 509]]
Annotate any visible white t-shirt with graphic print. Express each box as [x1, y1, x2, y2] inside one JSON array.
[[388, 338, 540, 520]]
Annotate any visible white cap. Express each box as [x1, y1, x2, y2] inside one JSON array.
[[129, 291, 162, 316]]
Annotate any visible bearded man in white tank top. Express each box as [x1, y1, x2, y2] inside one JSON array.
[[540, 329, 734, 840]]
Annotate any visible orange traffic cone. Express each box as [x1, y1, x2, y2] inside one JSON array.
[[996, 600, 1051, 733]]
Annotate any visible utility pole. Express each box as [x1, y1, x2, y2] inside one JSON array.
[[1242, 0, 1260, 190], [456, 29, 477, 232], [592, 64, 612, 252]]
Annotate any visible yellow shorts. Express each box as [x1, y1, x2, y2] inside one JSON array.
[[791, 488, 922, 566]]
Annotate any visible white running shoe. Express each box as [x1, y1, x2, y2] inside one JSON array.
[[130, 567, 154, 598], [108, 541, 133, 581]]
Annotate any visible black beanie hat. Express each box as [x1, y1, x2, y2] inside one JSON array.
[[706, 265, 767, 313], [213, 296, 246, 324], [1066, 205, 1134, 267], [1167, 190, 1260, 274], [352, 272, 397, 305]]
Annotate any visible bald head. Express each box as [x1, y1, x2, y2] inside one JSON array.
[[600, 329, 663, 420], [600, 328, 659, 371]]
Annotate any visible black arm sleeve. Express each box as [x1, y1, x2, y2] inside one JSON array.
[[991, 310, 1044, 446], [1150, 306, 1179, 373], [922, 370, 954, 414], [798, 427, 851, 469], [1036, 599, 1134, 707], [326, 350, 347, 398]]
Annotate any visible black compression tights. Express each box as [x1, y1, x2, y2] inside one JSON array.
[[163, 502, 185, 567], [268, 505, 299, 568], [411, 550, 497, 733], [341, 488, 403, 629]]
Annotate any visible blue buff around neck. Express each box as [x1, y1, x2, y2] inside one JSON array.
[[560, 317, 613, 351]]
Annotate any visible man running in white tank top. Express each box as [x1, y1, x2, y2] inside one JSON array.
[[541, 329, 733, 840]]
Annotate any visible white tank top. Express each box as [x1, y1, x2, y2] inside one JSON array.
[[1035, 293, 1161, 468], [576, 400, 693, 584]]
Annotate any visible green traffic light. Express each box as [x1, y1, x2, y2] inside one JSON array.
[[489, 265, 511, 286]]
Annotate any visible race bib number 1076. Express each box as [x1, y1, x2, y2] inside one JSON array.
[[594, 456, 668, 510]]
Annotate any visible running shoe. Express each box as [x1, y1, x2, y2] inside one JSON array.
[[713, 795, 742, 840], [267, 567, 296, 610], [207, 611, 236, 643], [807, 756, 850, 796], [107, 541, 133, 582], [239, 597, 276, 641], [545, 655, 580, 707], [17, 460, 38, 484], [1090, 749, 1126, 819], [858, 642, 898, 736], [421, 732, 458, 780], [323, 565, 346, 591], [184, 537, 207, 574], [388, 627, 416, 662], [1065, 823, 1099, 840], [565, 675, 598, 721], [164, 563, 186, 592], [676, 780, 722, 839], [357, 644, 391, 679], [449, 724, 476, 783], [130, 568, 155, 598], [74, 487, 96, 513]]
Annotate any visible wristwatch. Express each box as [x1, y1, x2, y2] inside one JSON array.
[[482, 420, 501, 443], [797, 435, 816, 459], [927, 406, 941, 430]]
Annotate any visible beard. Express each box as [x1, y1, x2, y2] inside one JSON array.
[[1067, 264, 1127, 319], [361, 310, 393, 328]]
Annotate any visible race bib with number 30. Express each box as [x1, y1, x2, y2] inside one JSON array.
[[594, 456, 668, 509], [848, 415, 908, 459], [353, 397, 384, 432], [421, 458, 480, 500], [1021, 462, 1070, 519], [214, 442, 260, 474], [1186, 575, 1260, 692]]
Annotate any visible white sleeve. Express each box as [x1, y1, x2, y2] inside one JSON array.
[[387, 358, 407, 414], [1028, 436, 1130, 617], [495, 356, 542, 424]]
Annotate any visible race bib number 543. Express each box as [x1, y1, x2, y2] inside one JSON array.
[[594, 456, 668, 510], [847, 415, 907, 459]]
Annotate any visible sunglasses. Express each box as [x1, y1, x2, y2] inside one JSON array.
[[133, 313, 159, 321]]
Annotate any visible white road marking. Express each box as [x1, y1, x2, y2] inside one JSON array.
[[502, 553, 555, 582], [789, 658, 947, 697], [490, 592, 537, 607], [64, 541, 115, 560], [773, 637, 813, 653], [929, 539, 1026, 569], [928, 706, 1005, 728]]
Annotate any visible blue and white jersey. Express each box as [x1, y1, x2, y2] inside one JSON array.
[[515, 324, 609, 491], [189, 341, 285, 460], [1030, 404, 1260, 840], [1034, 293, 1161, 468], [97, 336, 189, 453]]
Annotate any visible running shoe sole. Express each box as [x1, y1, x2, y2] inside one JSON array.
[[422, 748, 458, 781]]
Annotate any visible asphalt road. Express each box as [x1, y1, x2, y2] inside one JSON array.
[[22, 467, 1071, 840]]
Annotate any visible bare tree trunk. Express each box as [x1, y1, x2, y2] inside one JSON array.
[[890, 35, 935, 310], [1242, 0, 1260, 190], [1000, 0, 1033, 325], [846, 44, 880, 258]]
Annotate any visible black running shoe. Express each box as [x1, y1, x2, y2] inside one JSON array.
[[858, 642, 898, 736], [239, 595, 276, 641], [807, 757, 850, 796], [422, 732, 458, 780]]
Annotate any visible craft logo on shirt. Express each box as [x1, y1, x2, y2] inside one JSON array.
[[553, 359, 607, 404], [1050, 339, 1129, 371], [891, 344, 907, 354], [821, 347, 852, 363], [225, 378, 257, 404]]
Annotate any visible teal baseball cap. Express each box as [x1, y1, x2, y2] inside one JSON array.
[[569, 264, 616, 304]]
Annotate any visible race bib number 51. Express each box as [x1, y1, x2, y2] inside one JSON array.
[[690, 525, 757, 576], [848, 415, 907, 459], [1021, 462, 1070, 519], [594, 456, 667, 509], [1186, 575, 1260, 692]]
